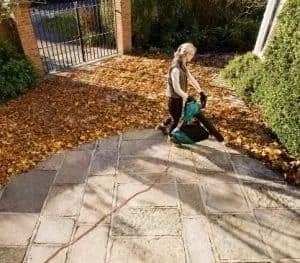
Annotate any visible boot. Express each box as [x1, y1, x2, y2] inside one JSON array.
[[155, 123, 169, 135]]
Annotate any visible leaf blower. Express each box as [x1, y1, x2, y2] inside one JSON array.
[[170, 93, 224, 144]]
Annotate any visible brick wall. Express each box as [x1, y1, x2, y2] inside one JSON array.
[[0, 19, 22, 50], [115, 0, 132, 54], [14, 3, 44, 75]]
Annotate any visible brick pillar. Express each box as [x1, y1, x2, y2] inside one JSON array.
[[14, 3, 44, 75], [115, 0, 132, 54]]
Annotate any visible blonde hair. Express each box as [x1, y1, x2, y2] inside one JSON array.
[[174, 42, 197, 60]]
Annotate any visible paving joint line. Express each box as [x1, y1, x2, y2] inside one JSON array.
[[22, 152, 66, 263], [65, 140, 99, 263]]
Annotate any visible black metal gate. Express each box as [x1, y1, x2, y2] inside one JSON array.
[[30, 0, 117, 72]]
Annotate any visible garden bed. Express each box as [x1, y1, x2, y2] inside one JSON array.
[[0, 54, 298, 186]]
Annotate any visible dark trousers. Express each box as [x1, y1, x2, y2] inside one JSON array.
[[163, 97, 183, 134]]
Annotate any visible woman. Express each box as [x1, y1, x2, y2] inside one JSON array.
[[157, 42, 206, 135]]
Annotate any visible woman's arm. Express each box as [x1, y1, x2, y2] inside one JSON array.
[[186, 68, 202, 93]]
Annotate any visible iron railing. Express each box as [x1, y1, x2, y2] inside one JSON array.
[[30, 0, 117, 72]]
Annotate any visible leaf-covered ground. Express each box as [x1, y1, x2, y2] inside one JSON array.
[[0, 54, 299, 186]]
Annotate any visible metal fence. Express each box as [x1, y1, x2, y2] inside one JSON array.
[[30, 0, 117, 72]]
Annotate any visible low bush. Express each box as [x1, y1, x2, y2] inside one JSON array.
[[0, 41, 37, 102]]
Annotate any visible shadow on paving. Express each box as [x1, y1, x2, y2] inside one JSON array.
[[45, 135, 299, 260], [0, 134, 298, 262], [0, 70, 299, 261]]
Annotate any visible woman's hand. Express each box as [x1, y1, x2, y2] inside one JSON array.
[[200, 92, 207, 108]]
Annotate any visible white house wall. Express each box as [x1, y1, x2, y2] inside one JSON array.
[[253, 0, 287, 58]]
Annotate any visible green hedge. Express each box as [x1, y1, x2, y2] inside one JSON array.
[[0, 41, 37, 103], [132, 0, 265, 52], [221, 0, 300, 155]]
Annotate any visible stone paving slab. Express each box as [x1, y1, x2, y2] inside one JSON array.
[[90, 151, 118, 176], [183, 216, 215, 263], [243, 181, 300, 209], [109, 237, 185, 263], [122, 129, 164, 141], [209, 214, 270, 261], [0, 170, 56, 213], [34, 216, 74, 244], [26, 245, 67, 263], [116, 183, 178, 208], [230, 155, 282, 182], [170, 146, 194, 163], [111, 208, 181, 236], [68, 225, 109, 263], [168, 151, 199, 184], [96, 136, 119, 152], [193, 153, 230, 173], [78, 176, 114, 224], [167, 163, 198, 183], [0, 247, 27, 263], [195, 170, 239, 185], [75, 141, 97, 151], [118, 156, 167, 175], [190, 141, 234, 173], [54, 151, 92, 184], [0, 214, 38, 246], [255, 209, 300, 260], [120, 139, 170, 159], [191, 138, 226, 151], [43, 184, 85, 216], [116, 172, 175, 184], [36, 153, 64, 171], [205, 183, 250, 213], [177, 184, 205, 215]]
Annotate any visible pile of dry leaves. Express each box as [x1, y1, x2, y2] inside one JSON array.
[[0, 54, 299, 186]]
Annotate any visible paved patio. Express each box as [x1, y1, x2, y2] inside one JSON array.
[[0, 129, 299, 263]]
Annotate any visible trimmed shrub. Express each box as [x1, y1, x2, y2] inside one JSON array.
[[221, 0, 300, 155], [0, 41, 37, 103], [221, 52, 263, 98]]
